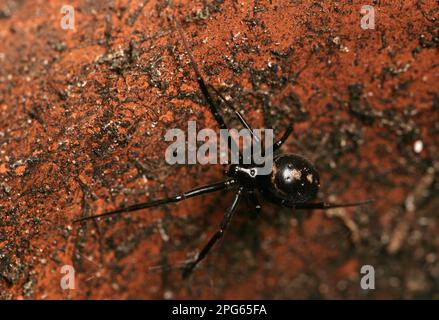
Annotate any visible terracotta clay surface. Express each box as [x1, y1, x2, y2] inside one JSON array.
[[0, 0, 438, 299]]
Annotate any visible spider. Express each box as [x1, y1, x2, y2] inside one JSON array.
[[75, 21, 373, 279]]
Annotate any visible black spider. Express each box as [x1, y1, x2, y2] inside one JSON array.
[[75, 21, 373, 279]]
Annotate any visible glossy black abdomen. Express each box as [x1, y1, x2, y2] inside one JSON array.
[[259, 154, 320, 204]]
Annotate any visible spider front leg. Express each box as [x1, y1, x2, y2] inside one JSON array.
[[273, 126, 293, 152], [182, 187, 244, 278], [262, 126, 293, 158], [207, 84, 260, 142], [175, 21, 245, 164]]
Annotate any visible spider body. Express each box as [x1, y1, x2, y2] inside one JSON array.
[[75, 20, 372, 279], [227, 154, 320, 204], [261, 153, 320, 205]]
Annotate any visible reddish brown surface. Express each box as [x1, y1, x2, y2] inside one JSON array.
[[0, 0, 438, 299]]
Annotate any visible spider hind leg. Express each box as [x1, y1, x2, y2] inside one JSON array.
[[182, 187, 244, 278]]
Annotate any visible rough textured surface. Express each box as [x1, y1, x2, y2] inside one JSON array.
[[0, 0, 438, 299]]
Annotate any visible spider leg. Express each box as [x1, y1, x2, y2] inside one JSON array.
[[209, 85, 293, 160], [272, 126, 293, 152], [260, 126, 293, 158], [207, 84, 259, 141], [74, 179, 237, 222], [290, 199, 374, 210], [208, 84, 265, 166], [175, 22, 227, 130], [182, 186, 244, 278], [175, 21, 242, 162]]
